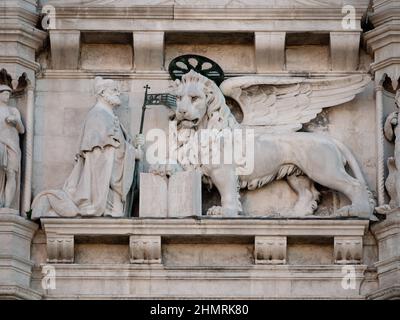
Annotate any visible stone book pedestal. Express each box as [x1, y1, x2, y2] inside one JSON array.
[[139, 171, 202, 218]]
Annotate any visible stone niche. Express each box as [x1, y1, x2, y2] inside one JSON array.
[[165, 32, 256, 74]]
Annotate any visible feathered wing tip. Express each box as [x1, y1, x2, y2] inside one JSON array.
[[14, 73, 28, 94], [0, 69, 13, 89]]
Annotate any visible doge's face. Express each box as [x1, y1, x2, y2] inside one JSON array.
[[175, 83, 207, 128], [103, 86, 121, 108]]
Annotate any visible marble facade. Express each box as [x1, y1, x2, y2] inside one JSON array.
[[0, 0, 400, 299]]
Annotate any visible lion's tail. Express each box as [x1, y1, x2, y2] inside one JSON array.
[[332, 138, 366, 185]]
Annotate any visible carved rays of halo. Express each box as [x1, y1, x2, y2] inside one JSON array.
[[220, 75, 371, 134]]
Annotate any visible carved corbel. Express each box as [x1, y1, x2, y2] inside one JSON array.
[[46, 235, 74, 263], [254, 236, 287, 265], [130, 235, 161, 264], [334, 236, 362, 265]]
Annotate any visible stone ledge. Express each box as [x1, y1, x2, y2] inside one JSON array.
[[367, 285, 400, 300], [31, 264, 368, 300], [42, 217, 369, 237], [0, 285, 41, 300], [41, 218, 368, 265], [38, 70, 370, 80]]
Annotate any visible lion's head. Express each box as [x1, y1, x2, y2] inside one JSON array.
[[173, 70, 239, 130]]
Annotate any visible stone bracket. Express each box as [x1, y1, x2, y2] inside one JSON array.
[[47, 235, 74, 264], [334, 236, 363, 265], [133, 31, 164, 72], [255, 32, 286, 72], [130, 235, 161, 264], [50, 30, 81, 70], [255, 236, 287, 265], [330, 31, 360, 71]]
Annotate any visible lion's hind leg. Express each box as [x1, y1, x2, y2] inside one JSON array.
[[310, 168, 373, 219], [287, 175, 320, 216]]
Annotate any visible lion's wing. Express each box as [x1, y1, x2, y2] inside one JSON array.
[[220, 75, 371, 133]]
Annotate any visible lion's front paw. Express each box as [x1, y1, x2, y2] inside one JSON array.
[[336, 205, 359, 217], [206, 206, 239, 217]]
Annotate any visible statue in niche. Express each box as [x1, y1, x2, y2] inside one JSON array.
[[378, 90, 400, 211], [0, 83, 25, 209], [152, 68, 377, 220], [32, 77, 144, 219]]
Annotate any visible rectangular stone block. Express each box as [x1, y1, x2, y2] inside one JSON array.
[[47, 235, 74, 264], [50, 30, 80, 69], [168, 171, 202, 217], [130, 235, 161, 264], [330, 32, 360, 71], [255, 236, 287, 265], [133, 31, 164, 71], [139, 173, 168, 217], [334, 236, 363, 265], [255, 32, 286, 72]]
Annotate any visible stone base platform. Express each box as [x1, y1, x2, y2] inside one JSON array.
[[0, 213, 41, 300], [33, 217, 371, 299]]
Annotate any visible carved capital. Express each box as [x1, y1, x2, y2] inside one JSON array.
[[47, 235, 74, 263], [130, 235, 161, 264], [334, 236, 363, 265], [254, 236, 287, 265]]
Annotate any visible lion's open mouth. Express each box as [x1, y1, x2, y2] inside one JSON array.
[[180, 118, 200, 128]]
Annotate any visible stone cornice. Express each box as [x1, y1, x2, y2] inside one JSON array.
[[0, 285, 42, 300], [370, 0, 400, 27], [371, 212, 400, 240], [0, 4, 48, 51], [41, 218, 369, 237], [39, 3, 368, 32], [0, 28, 47, 51], [174, 6, 367, 20], [39, 70, 370, 80], [49, 5, 368, 20], [0, 214, 39, 240], [0, 7, 39, 26], [370, 58, 400, 73], [0, 56, 41, 73], [43, 1, 368, 20], [367, 285, 400, 300], [364, 24, 400, 53]]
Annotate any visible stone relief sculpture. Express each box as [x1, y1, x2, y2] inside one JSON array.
[[152, 70, 376, 220], [0, 83, 25, 210], [31, 77, 144, 219], [377, 90, 400, 212]]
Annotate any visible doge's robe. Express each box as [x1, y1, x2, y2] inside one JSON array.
[[31, 103, 136, 218]]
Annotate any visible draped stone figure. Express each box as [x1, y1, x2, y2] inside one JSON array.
[[32, 77, 144, 218], [381, 90, 400, 209], [0, 84, 25, 209]]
